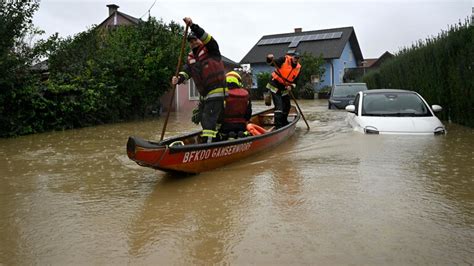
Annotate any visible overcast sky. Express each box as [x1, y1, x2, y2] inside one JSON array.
[[33, 0, 473, 62]]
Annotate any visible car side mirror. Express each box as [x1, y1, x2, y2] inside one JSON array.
[[432, 105, 442, 112], [345, 105, 356, 113]]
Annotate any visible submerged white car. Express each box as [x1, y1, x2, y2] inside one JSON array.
[[345, 89, 446, 135]]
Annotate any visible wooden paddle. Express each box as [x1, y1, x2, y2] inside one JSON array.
[[289, 90, 310, 130], [160, 24, 189, 141]]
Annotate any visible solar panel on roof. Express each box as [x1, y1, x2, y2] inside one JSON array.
[[256, 31, 343, 46], [288, 41, 299, 48]]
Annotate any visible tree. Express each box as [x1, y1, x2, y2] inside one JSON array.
[[256, 72, 271, 99], [0, 3, 187, 137], [0, 1, 41, 84], [295, 52, 325, 99], [0, 1, 42, 136]]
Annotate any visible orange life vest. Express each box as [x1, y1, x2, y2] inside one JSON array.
[[246, 123, 267, 136], [271, 55, 301, 86], [187, 45, 226, 96]]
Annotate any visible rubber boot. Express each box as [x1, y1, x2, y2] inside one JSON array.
[[282, 112, 289, 127], [274, 112, 284, 129]]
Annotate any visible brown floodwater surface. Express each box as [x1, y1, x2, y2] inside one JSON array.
[[0, 100, 473, 265]]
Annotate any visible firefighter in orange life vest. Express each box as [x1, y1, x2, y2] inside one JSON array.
[[266, 50, 301, 129], [172, 17, 227, 143], [220, 71, 252, 140]]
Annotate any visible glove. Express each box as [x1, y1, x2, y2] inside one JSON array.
[[285, 84, 296, 91]]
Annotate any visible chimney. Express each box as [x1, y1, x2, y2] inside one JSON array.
[[294, 28, 302, 33], [471, 7, 474, 26], [107, 4, 119, 16]]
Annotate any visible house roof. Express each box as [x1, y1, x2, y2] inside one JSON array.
[[240, 26, 363, 64], [96, 10, 140, 29], [364, 51, 394, 68], [31, 59, 49, 72], [222, 55, 239, 68], [363, 58, 379, 68], [116, 11, 140, 25]]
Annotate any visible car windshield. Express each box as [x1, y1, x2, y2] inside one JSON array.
[[333, 85, 366, 97], [362, 92, 432, 117]]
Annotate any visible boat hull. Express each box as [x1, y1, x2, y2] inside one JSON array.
[[126, 107, 299, 174]]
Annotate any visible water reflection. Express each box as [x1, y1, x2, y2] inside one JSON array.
[[127, 170, 251, 264], [416, 124, 474, 225]]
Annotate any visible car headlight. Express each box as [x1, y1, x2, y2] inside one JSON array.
[[434, 127, 446, 135], [364, 126, 379, 134]]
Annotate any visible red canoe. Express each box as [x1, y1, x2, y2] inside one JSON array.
[[126, 106, 300, 174]]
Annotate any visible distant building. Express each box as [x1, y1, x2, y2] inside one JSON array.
[[30, 59, 49, 81], [96, 4, 140, 30], [30, 4, 141, 78], [343, 51, 394, 82], [240, 27, 364, 90]]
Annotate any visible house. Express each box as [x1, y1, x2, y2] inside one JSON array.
[[240, 27, 364, 90], [31, 4, 140, 78], [362, 51, 394, 69], [96, 4, 140, 29], [343, 51, 394, 82], [160, 56, 240, 113], [31, 59, 49, 81], [95, 4, 242, 114]]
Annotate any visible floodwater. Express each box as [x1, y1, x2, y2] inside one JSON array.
[[0, 100, 473, 265]]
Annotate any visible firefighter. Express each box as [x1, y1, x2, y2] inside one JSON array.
[[220, 71, 252, 139], [266, 50, 301, 129], [171, 17, 227, 143]]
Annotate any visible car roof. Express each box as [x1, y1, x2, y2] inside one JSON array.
[[363, 89, 416, 94], [336, 83, 367, 86]]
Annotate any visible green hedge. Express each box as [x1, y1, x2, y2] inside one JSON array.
[[364, 21, 473, 127], [1, 5, 184, 137]]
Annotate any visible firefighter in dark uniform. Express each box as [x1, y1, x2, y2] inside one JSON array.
[[220, 71, 252, 139], [172, 17, 227, 143], [266, 51, 301, 129]]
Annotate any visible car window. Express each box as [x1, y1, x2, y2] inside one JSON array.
[[333, 85, 367, 97], [353, 94, 360, 115], [362, 92, 432, 117]]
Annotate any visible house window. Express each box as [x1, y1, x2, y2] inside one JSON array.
[[349, 53, 353, 62], [188, 80, 199, 100]]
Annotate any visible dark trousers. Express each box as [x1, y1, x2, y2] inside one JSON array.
[[220, 122, 247, 135], [271, 91, 291, 129], [201, 97, 224, 138]]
